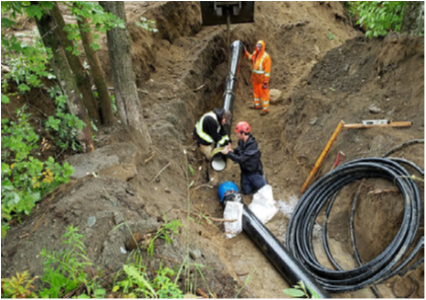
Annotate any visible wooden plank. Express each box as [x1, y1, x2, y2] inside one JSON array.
[[343, 121, 412, 129], [301, 120, 345, 194]]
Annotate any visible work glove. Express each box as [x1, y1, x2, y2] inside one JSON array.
[[262, 82, 268, 89]]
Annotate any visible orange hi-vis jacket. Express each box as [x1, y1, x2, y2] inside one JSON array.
[[244, 40, 271, 84]]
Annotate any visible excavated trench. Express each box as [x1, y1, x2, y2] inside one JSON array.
[[1, 2, 424, 298], [136, 2, 424, 298]]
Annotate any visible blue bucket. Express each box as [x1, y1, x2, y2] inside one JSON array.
[[218, 181, 239, 202]]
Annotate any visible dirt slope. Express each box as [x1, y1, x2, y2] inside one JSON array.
[[1, 2, 424, 298]]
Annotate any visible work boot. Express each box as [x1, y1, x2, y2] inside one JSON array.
[[260, 111, 269, 116], [249, 105, 261, 110]]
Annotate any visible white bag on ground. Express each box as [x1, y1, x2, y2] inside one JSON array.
[[248, 184, 279, 224], [223, 200, 243, 239]]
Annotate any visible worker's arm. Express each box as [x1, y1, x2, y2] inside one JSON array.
[[244, 49, 255, 62], [226, 144, 257, 165], [216, 125, 231, 146], [263, 55, 271, 84], [217, 135, 230, 147]]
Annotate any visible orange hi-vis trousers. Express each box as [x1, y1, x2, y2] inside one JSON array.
[[253, 82, 269, 113]]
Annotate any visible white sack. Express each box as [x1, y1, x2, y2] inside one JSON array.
[[248, 184, 279, 224], [223, 200, 243, 239]]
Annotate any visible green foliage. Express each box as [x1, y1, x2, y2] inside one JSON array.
[[152, 263, 183, 298], [113, 263, 183, 298], [1, 102, 74, 237], [1, 271, 38, 298], [64, 23, 83, 56], [327, 31, 335, 40], [1, 2, 52, 21], [111, 215, 183, 297], [70, 1, 125, 32], [110, 94, 117, 113], [347, 1, 406, 38], [64, 2, 125, 56], [25, 2, 54, 20], [113, 264, 156, 298], [1, 93, 10, 103], [188, 164, 195, 175], [283, 281, 320, 298], [135, 17, 159, 33], [1, 1, 123, 92], [39, 225, 93, 298], [45, 90, 86, 152], [1, 29, 54, 93], [147, 214, 182, 257]]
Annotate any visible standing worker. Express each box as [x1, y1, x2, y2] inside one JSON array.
[[244, 40, 272, 116], [221, 121, 266, 195], [194, 108, 232, 160]]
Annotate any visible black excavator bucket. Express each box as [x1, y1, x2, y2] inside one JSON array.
[[200, 1, 254, 26]]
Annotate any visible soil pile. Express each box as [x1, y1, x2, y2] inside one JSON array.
[[2, 2, 424, 298]]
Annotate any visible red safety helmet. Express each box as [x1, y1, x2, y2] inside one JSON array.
[[235, 121, 251, 134]]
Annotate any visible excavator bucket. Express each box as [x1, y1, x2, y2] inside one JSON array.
[[200, 1, 254, 26]]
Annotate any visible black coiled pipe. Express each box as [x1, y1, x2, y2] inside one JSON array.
[[286, 157, 423, 293]]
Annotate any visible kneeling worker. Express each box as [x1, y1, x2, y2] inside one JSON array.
[[221, 121, 266, 195], [194, 108, 232, 160]]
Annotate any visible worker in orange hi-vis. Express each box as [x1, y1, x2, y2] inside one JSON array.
[[244, 40, 272, 116]]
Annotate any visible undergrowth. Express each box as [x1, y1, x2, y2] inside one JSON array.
[[1, 95, 74, 238]]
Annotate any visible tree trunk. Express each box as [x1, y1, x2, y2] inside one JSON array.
[[35, 9, 94, 153], [99, 1, 152, 144], [50, 2, 101, 125], [401, 1, 424, 36], [77, 15, 115, 125]]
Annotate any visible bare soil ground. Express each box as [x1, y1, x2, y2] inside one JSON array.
[[1, 1, 424, 298]]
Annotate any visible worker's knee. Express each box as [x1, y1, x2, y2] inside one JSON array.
[[251, 173, 267, 192], [240, 175, 253, 195], [199, 144, 213, 160]]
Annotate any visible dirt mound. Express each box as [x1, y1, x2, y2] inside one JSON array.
[[1, 2, 423, 298]]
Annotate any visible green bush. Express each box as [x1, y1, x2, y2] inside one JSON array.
[[45, 91, 87, 152], [347, 1, 406, 37], [1, 95, 74, 237]]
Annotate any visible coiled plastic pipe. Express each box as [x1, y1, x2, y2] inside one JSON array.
[[286, 157, 423, 293]]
